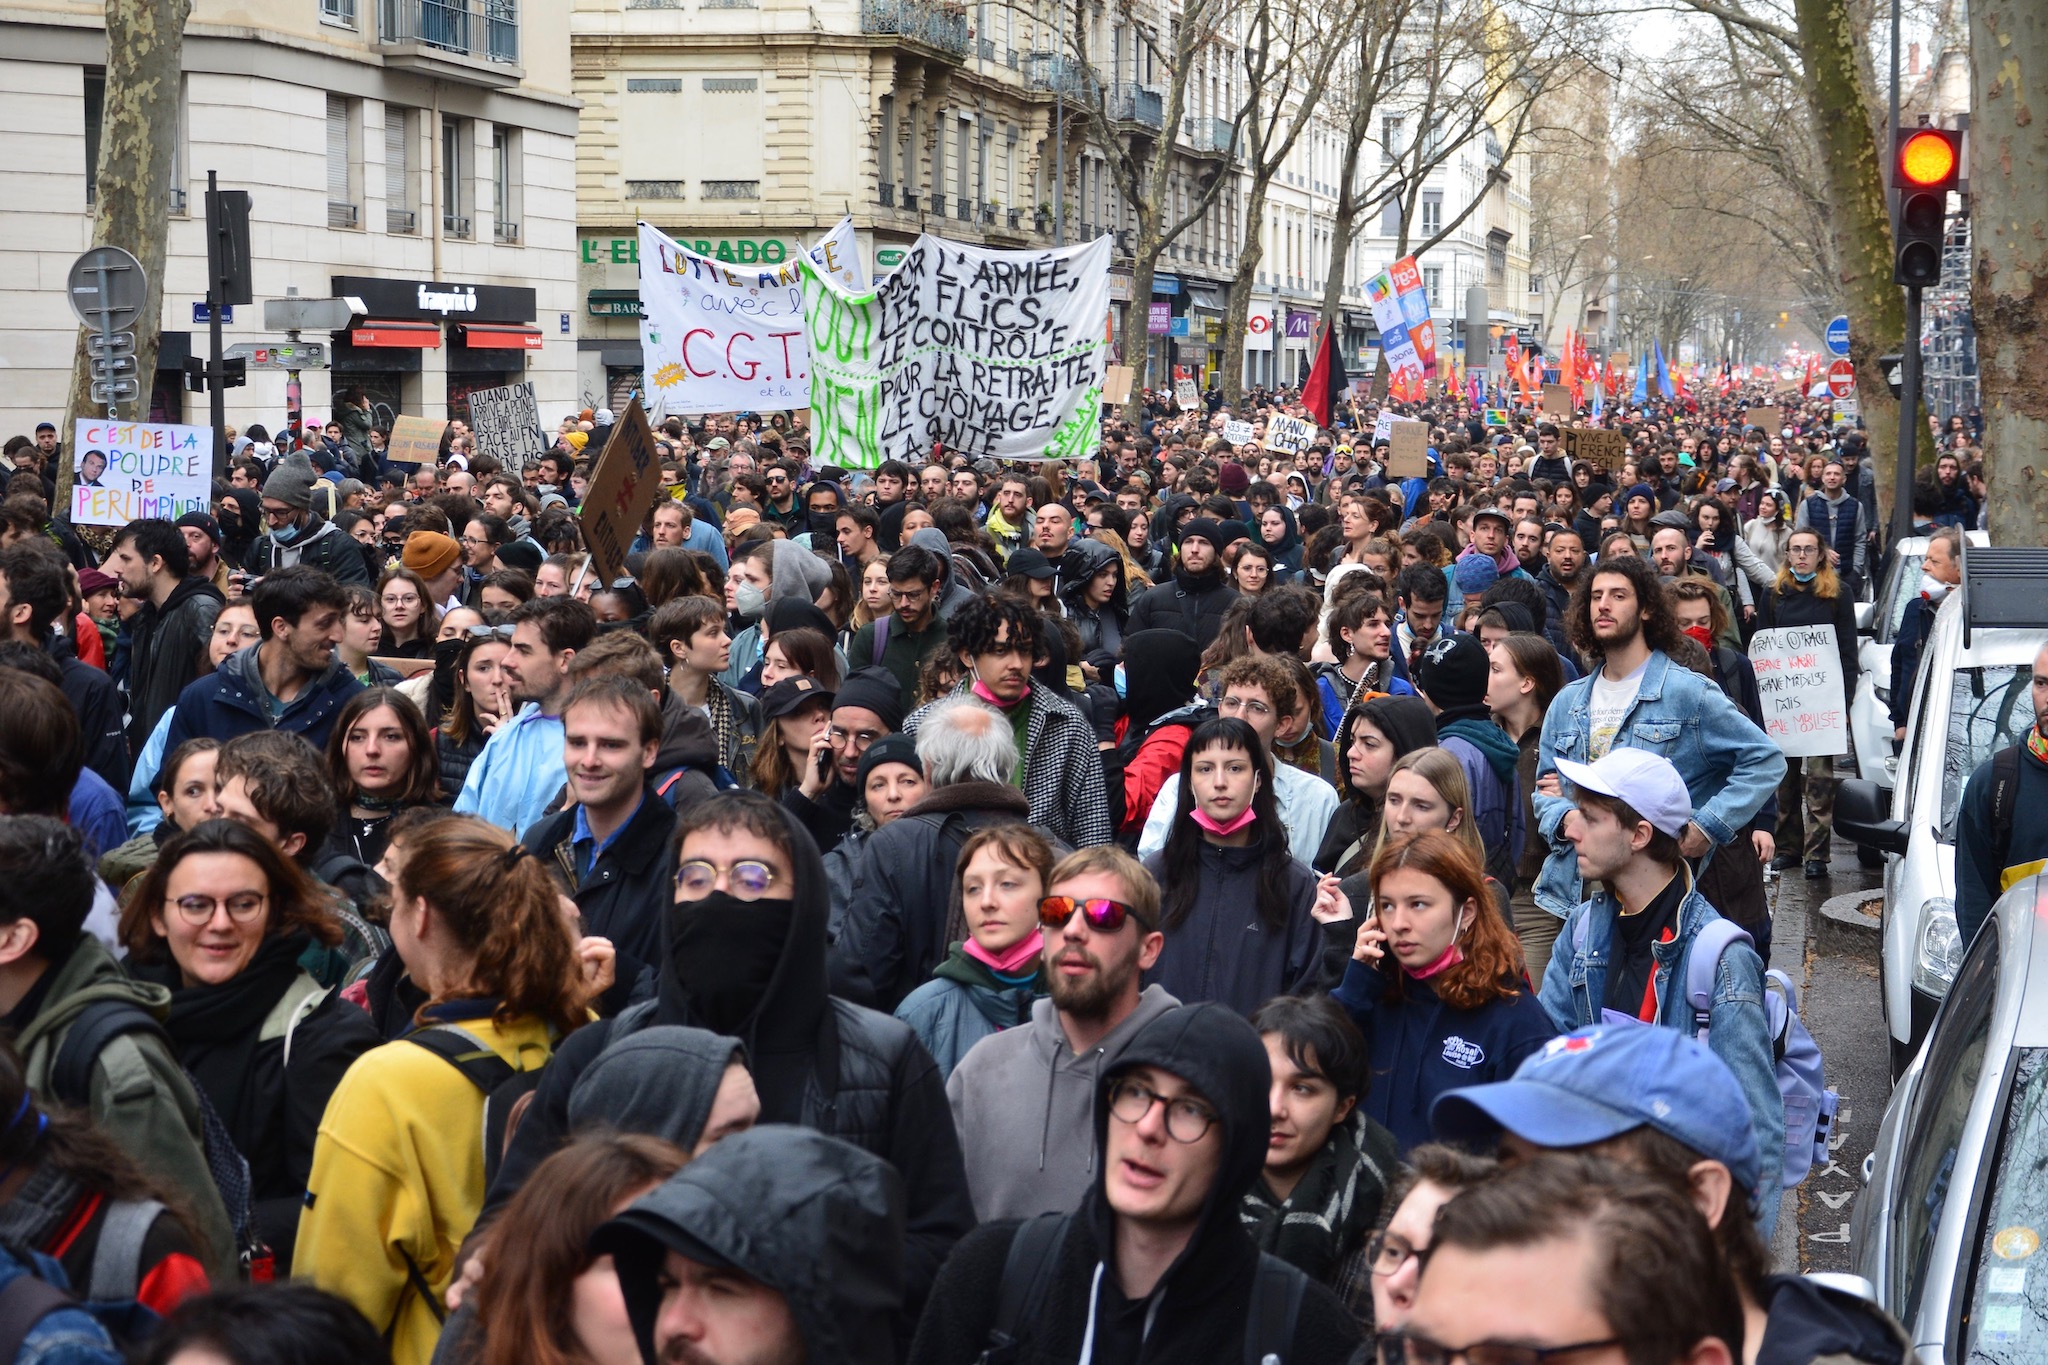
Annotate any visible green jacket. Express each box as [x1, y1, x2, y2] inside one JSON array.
[[15, 937, 237, 1280]]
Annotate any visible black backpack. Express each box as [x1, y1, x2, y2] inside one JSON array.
[[49, 1002, 266, 1277], [1989, 744, 2023, 863], [975, 1212, 1308, 1365]]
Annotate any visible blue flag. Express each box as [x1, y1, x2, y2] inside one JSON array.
[[1654, 342, 1674, 400], [1631, 351, 1648, 405]]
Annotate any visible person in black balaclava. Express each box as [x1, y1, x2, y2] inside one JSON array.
[[799, 479, 845, 557], [907, 1002, 1363, 1363], [472, 791, 971, 1341]]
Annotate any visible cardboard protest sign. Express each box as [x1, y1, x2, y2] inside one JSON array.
[[1385, 420, 1429, 478], [1541, 383, 1572, 418], [368, 656, 436, 678], [801, 233, 1112, 467], [577, 399, 664, 584], [383, 416, 447, 466], [1173, 378, 1200, 410], [69, 420, 211, 528], [1562, 426, 1626, 471], [639, 218, 863, 416], [466, 381, 547, 471], [1749, 625, 1848, 757], [1265, 414, 1315, 455], [1743, 405, 1781, 435], [1222, 419, 1254, 445], [1102, 365, 1134, 405]]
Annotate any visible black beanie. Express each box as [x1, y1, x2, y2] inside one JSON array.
[[1413, 633, 1490, 711], [832, 665, 907, 731]]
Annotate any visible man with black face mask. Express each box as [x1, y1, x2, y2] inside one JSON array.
[[798, 479, 845, 557], [474, 790, 972, 1335]]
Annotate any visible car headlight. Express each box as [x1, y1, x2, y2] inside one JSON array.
[[1914, 897, 1963, 994]]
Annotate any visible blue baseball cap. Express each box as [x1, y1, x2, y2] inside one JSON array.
[[1430, 1025, 1761, 1201]]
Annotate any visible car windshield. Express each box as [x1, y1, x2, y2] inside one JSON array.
[[1941, 666, 2039, 841], [1883, 552, 1926, 643], [1966, 1048, 2048, 1362]]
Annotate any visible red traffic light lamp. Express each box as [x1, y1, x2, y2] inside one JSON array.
[[1891, 128, 1959, 286]]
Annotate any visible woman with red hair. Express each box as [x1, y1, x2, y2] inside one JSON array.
[[1330, 830, 1555, 1153]]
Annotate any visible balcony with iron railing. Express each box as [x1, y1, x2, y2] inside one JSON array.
[[1110, 84, 1163, 130], [388, 207, 419, 234], [377, 0, 521, 83], [860, 0, 968, 58], [1185, 117, 1236, 158], [328, 201, 360, 229], [1023, 51, 1097, 101]]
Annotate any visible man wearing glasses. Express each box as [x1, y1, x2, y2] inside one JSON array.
[[760, 459, 805, 532], [477, 791, 972, 1326], [945, 845, 1177, 1221], [245, 452, 372, 585], [915, 998, 1361, 1363]]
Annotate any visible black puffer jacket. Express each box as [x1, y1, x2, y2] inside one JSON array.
[[245, 514, 372, 585], [908, 1003, 1363, 1364], [1125, 564, 1240, 647], [598, 1126, 905, 1365], [124, 576, 225, 751], [481, 797, 972, 1318], [1060, 537, 1128, 664], [840, 780, 1041, 1012]]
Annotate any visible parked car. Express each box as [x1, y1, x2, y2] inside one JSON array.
[[1852, 873, 2048, 1358], [1840, 551, 2047, 1078]]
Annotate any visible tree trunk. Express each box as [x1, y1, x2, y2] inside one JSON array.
[[1121, 222, 1164, 423], [1220, 170, 1277, 407], [57, 0, 190, 516], [1788, 0, 1911, 525], [1970, 0, 2048, 541]]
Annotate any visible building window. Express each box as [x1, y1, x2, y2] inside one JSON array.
[[442, 116, 472, 237], [322, 0, 357, 28], [702, 77, 757, 91], [701, 180, 760, 200], [327, 95, 361, 229], [1423, 266, 1441, 308], [83, 67, 104, 204], [385, 106, 417, 233], [1380, 115, 1402, 168], [492, 125, 521, 241], [1420, 192, 1441, 237], [626, 78, 683, 92], [625, 181, 686, 198], [1529, 274, 1543, 295], [1487, 235, 1508, 287]]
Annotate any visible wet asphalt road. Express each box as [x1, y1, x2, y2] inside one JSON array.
[[1769, 834, 1888, 1275]]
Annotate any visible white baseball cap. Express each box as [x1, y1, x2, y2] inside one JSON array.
[[1555, 750, 1692, 838]]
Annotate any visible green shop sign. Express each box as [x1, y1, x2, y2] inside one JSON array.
[[581, 235, 791, 266]]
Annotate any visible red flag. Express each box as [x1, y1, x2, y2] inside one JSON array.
[[1304, 321, 1346, 429]]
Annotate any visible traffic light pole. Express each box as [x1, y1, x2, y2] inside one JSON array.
[[205, 170, 227, 477], [1891, 283, 1921, 547]]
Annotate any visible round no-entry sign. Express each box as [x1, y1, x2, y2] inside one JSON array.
[[1247, 314, 1272, 335], [1827, 360, 1856, 398]]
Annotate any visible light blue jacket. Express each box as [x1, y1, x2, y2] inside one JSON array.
[[452, 703, 566, 838], [1531, 650, 1785, 919], [0, 1248, 125, 1365], [1539, 878, 1786, 1234]]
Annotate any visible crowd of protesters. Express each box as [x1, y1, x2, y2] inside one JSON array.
[[0, 378, 1967, 1364]]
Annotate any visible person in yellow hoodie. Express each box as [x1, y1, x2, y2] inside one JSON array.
[[294, 814, 592, 1364]]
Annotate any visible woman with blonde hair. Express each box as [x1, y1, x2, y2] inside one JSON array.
[[1341, 747, 1512, 929], [294, 815, 593, 1365]]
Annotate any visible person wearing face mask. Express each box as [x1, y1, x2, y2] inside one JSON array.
[[472, 791, 973, 1338], [1141, 718, 1337, 1016], [245, 453, 372, 586], [1331, 831, 1556, 1153]]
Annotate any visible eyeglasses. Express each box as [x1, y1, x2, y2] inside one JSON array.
[[1381, 1331, 1624, 1365], [676, 859, 780, 899], [827, 725, 884, 751], [261, 503, 297, 522], [466, 623, 516, 640], [165, 892, 267, 926], [1220, 694, 1273, 719], [1106, 1078, 1218, 1143], [1038, 895, 1142, 934], [1365, 1232, 1420, 1277]]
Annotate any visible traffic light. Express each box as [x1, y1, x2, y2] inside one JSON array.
[[1892, 128, 1958, 286]]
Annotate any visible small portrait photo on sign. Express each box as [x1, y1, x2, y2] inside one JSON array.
[[76, 448, 108, 489]]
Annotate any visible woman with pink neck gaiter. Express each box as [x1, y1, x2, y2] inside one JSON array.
[[893, 824, 1055, 1079]]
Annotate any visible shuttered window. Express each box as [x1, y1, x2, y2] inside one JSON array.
[[327, 96, 357, 228]]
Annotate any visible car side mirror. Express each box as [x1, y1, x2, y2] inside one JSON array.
[[1854, 601, 1876, 635], [1835, 777, 1907, 856]]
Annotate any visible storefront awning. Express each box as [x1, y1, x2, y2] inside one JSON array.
[[351, 320, 442, 349], [459, 324, 545, 350], [1186, 286, 1227, 313]]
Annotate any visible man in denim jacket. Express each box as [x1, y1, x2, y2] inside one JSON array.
[[1536, 749, 1786, 1229], [1530, 556, 1784, 921]]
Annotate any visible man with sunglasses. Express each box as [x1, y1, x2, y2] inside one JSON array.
[[945, 845, 1178, 1221], [761, 460, 805, 532], [478, 791, 972, 1337], [914, 1000, 1361, 1363]]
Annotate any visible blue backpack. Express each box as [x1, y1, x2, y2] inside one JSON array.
[[1571, 913, 1839, 1187]]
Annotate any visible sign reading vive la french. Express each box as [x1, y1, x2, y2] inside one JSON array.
[[800, 234, 1112, 468]]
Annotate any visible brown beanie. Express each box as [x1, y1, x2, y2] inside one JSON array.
[[401, 531, 461, 581]]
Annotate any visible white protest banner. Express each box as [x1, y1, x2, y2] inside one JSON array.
[[639, 218, 864, 415], [69, 420, 211, 528], [1265, 414, 1314, 454], [1174, 378, 1200, 410], [1371, 410, 1397, 443], [1749, 625, 1848, 757], [1222, 419, 1254, 445], [466, 381, 547, 471], [800, 233, 1112, 467]]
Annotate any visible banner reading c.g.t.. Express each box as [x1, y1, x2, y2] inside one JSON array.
[[800, 234, 1111, 468], [70, 420, 212, 527]]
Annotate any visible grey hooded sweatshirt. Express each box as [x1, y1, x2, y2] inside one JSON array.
[[946, 984, 1179, 1221]]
